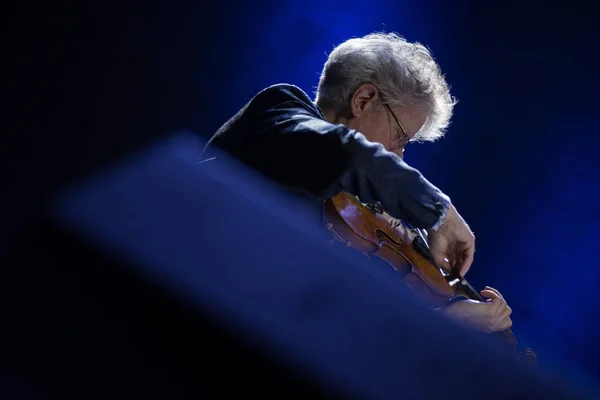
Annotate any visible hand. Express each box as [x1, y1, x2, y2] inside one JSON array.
[[440, 286, 512, 333], [427, 204, 475, 276]]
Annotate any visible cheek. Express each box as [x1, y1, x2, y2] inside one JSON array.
[[360, 118, 389, 146], [370, 126, 393, 150]]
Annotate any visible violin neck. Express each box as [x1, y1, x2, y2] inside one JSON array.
[[450, 271, 485, 302]]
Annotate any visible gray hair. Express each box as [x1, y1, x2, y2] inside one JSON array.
[[315, 32, 457, 142]]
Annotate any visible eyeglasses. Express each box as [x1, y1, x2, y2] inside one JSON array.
[[384, 104, 410, 149]]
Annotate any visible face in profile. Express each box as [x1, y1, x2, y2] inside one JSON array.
[[344, 84, 427, 159]]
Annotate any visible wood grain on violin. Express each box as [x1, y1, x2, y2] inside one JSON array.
[[323, 191, 536, 366]]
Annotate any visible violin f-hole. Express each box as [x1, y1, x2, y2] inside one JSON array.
[[375, 229, 404, 246]]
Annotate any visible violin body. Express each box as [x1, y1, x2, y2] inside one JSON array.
[[323, 192, 536, 365]]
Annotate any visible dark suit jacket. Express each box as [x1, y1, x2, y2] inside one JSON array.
[[202, 83, 449, 230]]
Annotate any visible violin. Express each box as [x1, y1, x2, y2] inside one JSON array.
[[323, 191, 536, 366]]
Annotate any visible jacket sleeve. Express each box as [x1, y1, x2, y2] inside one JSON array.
[[236, 93, 451, 230]]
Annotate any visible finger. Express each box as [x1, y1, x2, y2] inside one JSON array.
[[484, 286, 503, 299], [485, 306, 511, 333], [491, 295, 505, 307], [492, 298, 510, 321], [480, 289, 500, 300], [433, 253, 452, 272], [495, 303, 512, 322], [473, 297, 502, 319], [494, 301, 512, 321], [496, 317, 513, 331], [456, 246, 474, 276], [487, 296, 505, 315]]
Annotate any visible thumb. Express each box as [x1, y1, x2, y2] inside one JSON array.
[[428, 235, 450, 271]]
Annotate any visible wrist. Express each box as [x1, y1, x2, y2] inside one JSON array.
[[429, 200, 453, 233]]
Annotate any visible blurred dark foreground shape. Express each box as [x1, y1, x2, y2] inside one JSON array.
[[0, 132, 592, 399]]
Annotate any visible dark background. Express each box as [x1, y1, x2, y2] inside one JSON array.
[[4, 0, 600, 394]]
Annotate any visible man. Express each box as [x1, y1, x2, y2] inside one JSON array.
[[202, 32, 512, 334]]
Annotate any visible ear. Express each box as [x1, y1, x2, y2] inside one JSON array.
[[349, 83, 380, 118]]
